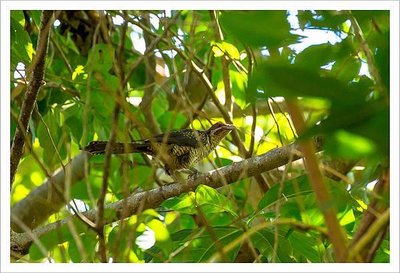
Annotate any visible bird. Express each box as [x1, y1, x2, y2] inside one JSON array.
[[84, 122, 235, 178]]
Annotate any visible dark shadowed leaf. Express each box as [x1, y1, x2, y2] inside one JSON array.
[[220, 11, 301, 48]]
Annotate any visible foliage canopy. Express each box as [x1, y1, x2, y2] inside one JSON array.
[[10, 10, 390, 263]]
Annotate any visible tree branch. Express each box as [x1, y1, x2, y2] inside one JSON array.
[[10, 10, 54, 188], [286, 100, 348, 262], [11, 152, 89, 232]]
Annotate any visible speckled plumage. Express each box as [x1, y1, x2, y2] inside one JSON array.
[[84, 122, 235, 176]]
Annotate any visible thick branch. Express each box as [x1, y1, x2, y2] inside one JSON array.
[[10, 138, 323, 254], [11, 153, 89, 232], [10, 11, 54, 187]]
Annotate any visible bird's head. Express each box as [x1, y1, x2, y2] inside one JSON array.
[[208, 122, 235, 143]]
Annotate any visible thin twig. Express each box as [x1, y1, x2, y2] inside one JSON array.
[[348, 12, 388, 101], [33, 105, 65, 169], [122, 11, 181, 88], [249, 104, 257, 156], [10, 109, 52, 180], [267, 98, 284, 146], [50, 33, 73, 75]]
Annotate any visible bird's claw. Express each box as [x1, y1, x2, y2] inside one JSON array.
[[188, 168, 203, 179], [188, 172, 199, 179]]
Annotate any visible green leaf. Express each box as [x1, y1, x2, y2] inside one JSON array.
[[258, 175, 312, 210], [230, 70, 248, 109], [30, 11, 42, 28], [86, 44, 114, 73], [211, 41, 240, 60], [304, 99, 389, 158], [251, 227, 294, 262], [374, 31, 389, 92], [288, 230, 321, 262], [352, 11, 389, 36], [68, 233, 97, 262], [90, 86, 115, 121], [108, 225, 133, 258], [65, 116, 83, 144], [170, 227, 242, 262], [297, 10, 347, 31], [71, 175, 101, 201], [295, 37, 356, 71], [220, 11, 301, 48], [147, 219, 172, 255], [331, 56, 361, 83], [29, 221, 85, 260], [29, 230, 60, 260], [72, 65, 85, 80], [11, 12, 34, 68], [258, 175, 357, 218], [162, 192, 197, 214], [295, 43, 335, 69], [53, 31, 80, 55], [129, 165, 154, 189], [47, 88, 70, 106], [151, 93, 169, 121], [36, 112, 62, 168], [162, 185, 238, 218], [247, 58, 363, 107], [280, 201, 303, 221], [339, 209, 355, 227], [11, 10, 25, 24], [214, 157, 233, 168], [157, 111, 187, 132], [325, 130, 377, 159], [195, 185, 238, 217]]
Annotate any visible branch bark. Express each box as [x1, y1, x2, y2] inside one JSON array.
[[11, 152, 89, 232], [10, 11, 54, 188], [10, 137, 323, 255]]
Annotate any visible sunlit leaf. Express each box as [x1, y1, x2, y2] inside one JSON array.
[[162, 192, 196, 214], [211, 41, 240, 60], [72, 65, 85, 80], [195, 185, 238, 217]]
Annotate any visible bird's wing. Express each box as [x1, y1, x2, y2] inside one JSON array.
[[150, 129, 200, 147]]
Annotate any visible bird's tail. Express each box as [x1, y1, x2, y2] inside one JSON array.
[[84, 141, 150, 155]]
